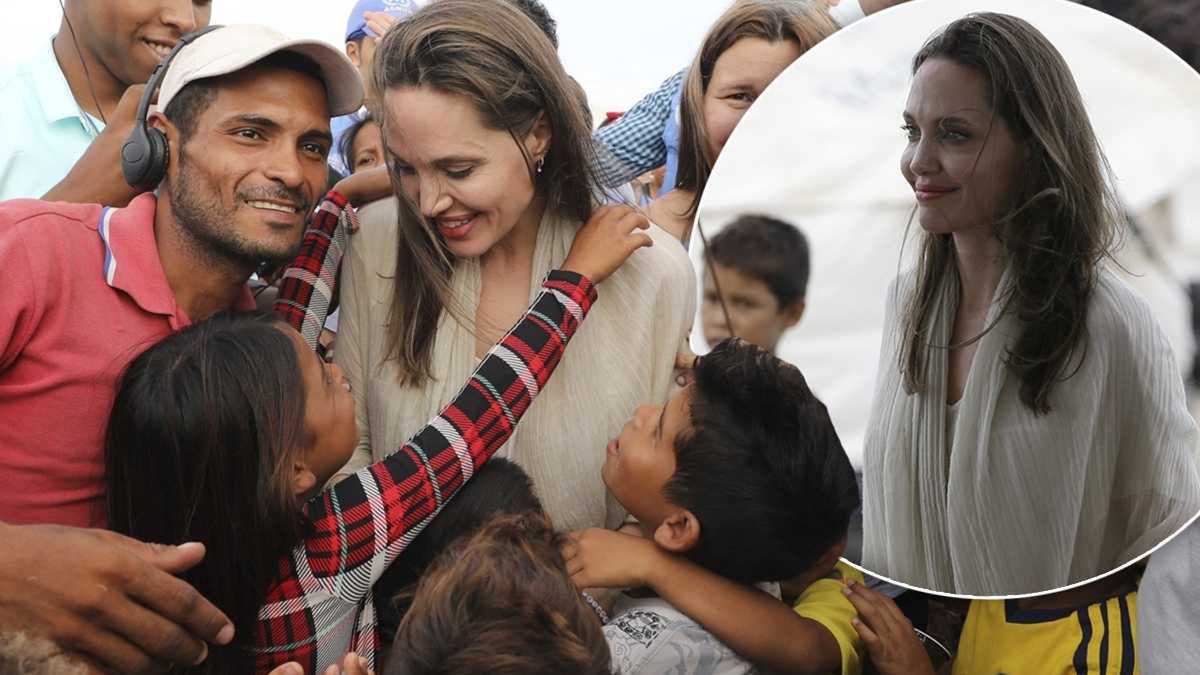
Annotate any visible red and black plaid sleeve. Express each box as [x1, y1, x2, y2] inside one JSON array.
[[274, 190, 350, 350], [254, 270, 597, 672]]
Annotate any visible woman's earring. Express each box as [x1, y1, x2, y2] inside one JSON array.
[[536, 156, 545, 174]]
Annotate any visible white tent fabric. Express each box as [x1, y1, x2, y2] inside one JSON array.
[[691, 0, 1200, 470]]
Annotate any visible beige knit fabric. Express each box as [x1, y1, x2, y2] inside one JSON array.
[[334, 197, 696, 531]]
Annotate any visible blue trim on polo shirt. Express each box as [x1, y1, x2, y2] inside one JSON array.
[[98, 207, 118, 286]]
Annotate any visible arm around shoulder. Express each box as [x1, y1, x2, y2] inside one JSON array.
[[564, 528, 843, 674], [641, 554, 846, 674]]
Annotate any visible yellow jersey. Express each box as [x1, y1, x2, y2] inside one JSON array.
[[793, 561, 866, 675], [952, 592, 1138, 675]]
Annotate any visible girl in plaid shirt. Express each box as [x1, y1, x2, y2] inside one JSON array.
[[103, 202, 651, 674]]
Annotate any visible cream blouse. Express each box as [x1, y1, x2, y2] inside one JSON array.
[[863, 266, 1200, 595], [334, 197, 696, 531]]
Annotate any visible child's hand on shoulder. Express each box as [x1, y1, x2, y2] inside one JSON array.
[[562, 205, 652, 284], [842, 580, 936, 675], [562, 527, 663, 590]]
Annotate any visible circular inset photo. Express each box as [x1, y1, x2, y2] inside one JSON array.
[[688, 0, 1200, 597]]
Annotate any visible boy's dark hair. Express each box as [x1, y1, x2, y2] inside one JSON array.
[[507, 0, 558, 48], [375, 458, 544, 639], [708, 214, 810, 309], [164, 50, 326, 142], [665, 338, 859, 584], [397, 458, 543, 577], [384, 512, 611, 675]]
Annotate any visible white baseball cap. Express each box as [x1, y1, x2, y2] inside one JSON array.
[[157, 24, 364, 117]]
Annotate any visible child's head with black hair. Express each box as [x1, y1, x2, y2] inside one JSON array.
[[702, 214, 809, 353], [339, 113, 384, 175], [601, 338, 858, 584], [375, 458, 545, 628], [399, 458, 543, 575]]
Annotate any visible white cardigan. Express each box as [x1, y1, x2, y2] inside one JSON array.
[[335, 197, 696, 531], [862, 266, 1200, 595]]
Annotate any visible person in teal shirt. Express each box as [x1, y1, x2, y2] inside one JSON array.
[[0, 1, 211, 204]]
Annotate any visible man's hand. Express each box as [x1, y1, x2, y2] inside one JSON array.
[[0, 522, 234, 674], [42, 84, 148, 206], [562, 528, 663, 590]]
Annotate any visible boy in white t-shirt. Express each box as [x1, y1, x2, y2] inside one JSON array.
[[568, 338, 865, 674]]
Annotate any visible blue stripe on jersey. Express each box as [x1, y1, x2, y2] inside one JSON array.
[[1003, 598, 1075, 624], [1074, 607, 1092, 675], [1099, 600, 1110, 674], [1118, 594, 1135, 675]]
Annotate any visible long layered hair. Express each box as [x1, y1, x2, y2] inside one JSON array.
[[676, 0, 837, 219], [899, 13, 1121, 414], [105, 313, 311, 674], [371, 0, 599, 385]]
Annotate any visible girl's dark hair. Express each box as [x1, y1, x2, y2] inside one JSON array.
[[899, 13, 1121, 414], [676, 0, 837, 220], [371, 0, 599, 385], [339, 112, 377, 176], [105, 312, 311, 674]]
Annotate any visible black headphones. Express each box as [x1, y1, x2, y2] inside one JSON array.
[[121, 25, 223, 191]]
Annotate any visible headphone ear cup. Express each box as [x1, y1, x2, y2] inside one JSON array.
[[143, 127, 169, 190], [121, 125, 152, 189], [121, 125, 169, 192]]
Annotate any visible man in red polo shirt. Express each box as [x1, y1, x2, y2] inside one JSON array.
[[0, 24, 362, 674], [0, 24, 363, 530]]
